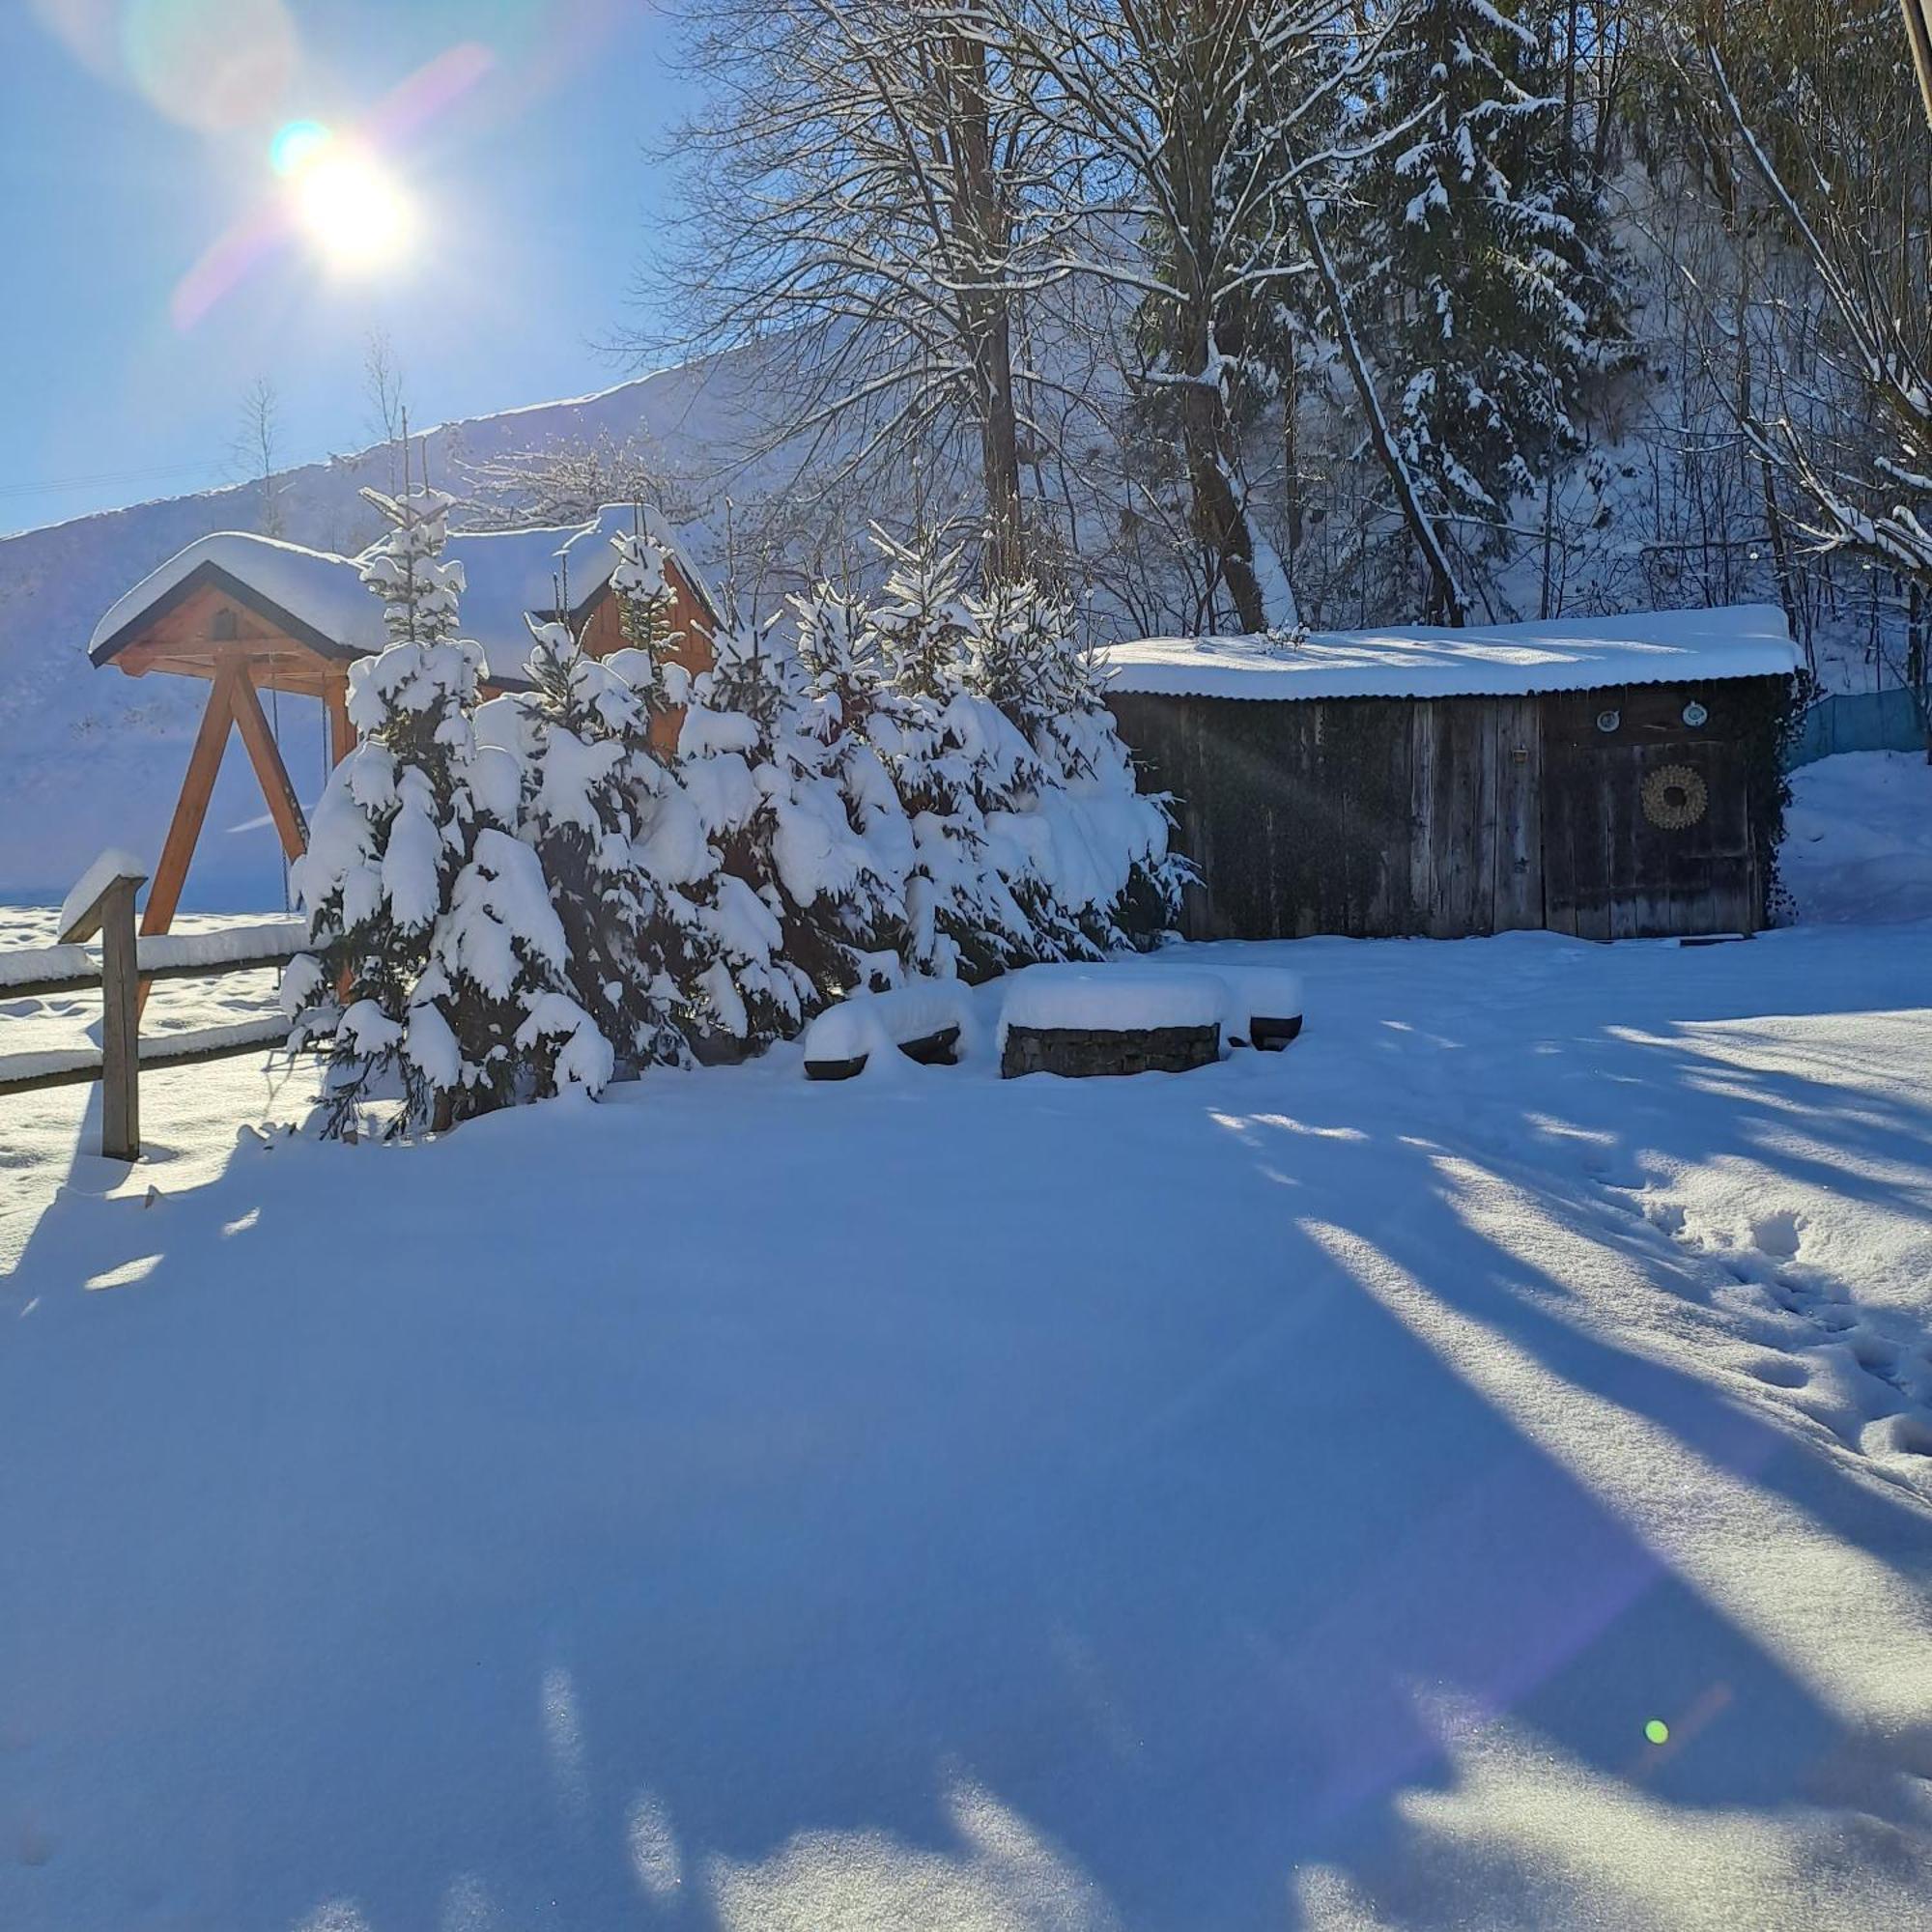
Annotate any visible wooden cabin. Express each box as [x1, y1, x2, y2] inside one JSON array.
[[86, 506, 720, 946], [1102, 606, 1799, 943]]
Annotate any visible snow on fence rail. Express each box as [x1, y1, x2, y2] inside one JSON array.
[[0, 858, 300, 1160]]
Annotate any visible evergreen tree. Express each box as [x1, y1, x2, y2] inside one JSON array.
[[966, 574, 1187, 952], [1356, 0, 1624, 554], [606, 515, 689, 725], [285, 483, 491, 1135], [862, 535, 1042, 979], [289, 483, 602, 1134], [681, 611, 905, 1037], [477, 618, 708, 1078]]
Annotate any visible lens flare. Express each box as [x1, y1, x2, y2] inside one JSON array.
[[294, 150, 412, 272], [270, 118, 331, 177], [1644, 1719, 1669, 1746]]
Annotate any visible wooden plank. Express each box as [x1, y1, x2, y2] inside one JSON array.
[[1429, 700, 1482, 936], [227, 657, 310, 859], [1409, 702, 1436, 930], [325, 673, 355, 766], [0, 964, 102, 1000], [1492, 698, 1543, 931], [140, 1015, 289, 1069], [0, 1052, 104, 1097], [142, 662, 242, 946], [99, 875, 141, 1161]]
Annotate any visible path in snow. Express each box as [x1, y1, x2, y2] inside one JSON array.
[[3, 922, 1931, 1929]]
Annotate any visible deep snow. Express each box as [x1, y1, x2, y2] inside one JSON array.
[[4, 910, 1932, 1929], [1782, 751, 1932, 927]]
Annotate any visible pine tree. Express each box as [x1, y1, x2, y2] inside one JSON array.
[[862, 535, 1041, 980], [790, 583, 917, 979], [1357, 0, 1623, 553], [284, 485, 496, 1132], [476, 618, 708, 1079], [681, 611, 907, 1037], [606, 515, 689, 724], [965, 575, 1186, 952]]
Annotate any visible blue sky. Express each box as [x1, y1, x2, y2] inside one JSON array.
[[1, 0, 688, 535]]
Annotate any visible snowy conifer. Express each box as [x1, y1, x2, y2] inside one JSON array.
[[1356, 0, 1623, 546], [680, 611, 903, 1040], [607, 515, 688, 725], [288, 484, 601, 1133], [862, 536, 1040, 980], [965, 574, 1185, 954], [285, 484, 490, 1135], [476, 619, 707, 1080]]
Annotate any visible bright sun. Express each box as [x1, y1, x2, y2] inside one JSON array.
[[286, 140, 412, 273]]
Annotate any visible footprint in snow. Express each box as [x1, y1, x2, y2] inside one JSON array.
[[1749, 1208, 1806, 1261]]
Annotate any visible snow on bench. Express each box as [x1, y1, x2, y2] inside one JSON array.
[[998, 965, 1228, 1079], [803, 981, 978, 1080], [1201, 965, 1305, 1049]]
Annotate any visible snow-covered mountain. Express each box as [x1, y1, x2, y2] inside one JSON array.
[[0, 356, 769, 908]]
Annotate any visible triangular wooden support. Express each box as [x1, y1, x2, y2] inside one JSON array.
[[137, 654, 313, 1013]]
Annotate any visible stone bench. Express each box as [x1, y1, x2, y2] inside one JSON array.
[[997, 967, 1227, 1080]]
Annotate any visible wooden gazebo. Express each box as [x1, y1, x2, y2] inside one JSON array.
[[87, 508, 719, 945]]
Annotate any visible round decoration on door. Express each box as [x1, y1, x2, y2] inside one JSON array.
[[1641, 762, 1708, 830]]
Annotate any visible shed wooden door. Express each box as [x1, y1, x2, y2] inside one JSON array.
[[1541, 687, 1758, 939]]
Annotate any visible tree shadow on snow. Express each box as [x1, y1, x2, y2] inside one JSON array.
[[3, 957, 1930, 1929]]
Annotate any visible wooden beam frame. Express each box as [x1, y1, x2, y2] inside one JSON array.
[[136, 654, 313, 1012], [142, 659, 245, 947], [228, 661, 309, 858]]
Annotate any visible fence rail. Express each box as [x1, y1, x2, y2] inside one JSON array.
[[0, 865, 299, 1159]]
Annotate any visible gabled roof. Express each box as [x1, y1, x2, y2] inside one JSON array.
[[1098, 604, 1801, 703], [88, 504, 719, 688]]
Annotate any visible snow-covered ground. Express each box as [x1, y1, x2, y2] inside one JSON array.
[[1783, 751, 1932, 927], [4, 894, 1931, 1927]]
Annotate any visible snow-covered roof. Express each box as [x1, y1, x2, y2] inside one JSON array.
[[86, 532, 392, 667], [88, 504, 718, 687], [1098, 604, 1801, 703]]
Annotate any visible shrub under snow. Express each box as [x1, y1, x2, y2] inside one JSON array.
[[288, 515, 1186, 1134]]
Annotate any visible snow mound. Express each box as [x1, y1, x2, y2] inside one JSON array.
[[1101, 604, 1799, 702], [803, 981, 978, 1065], [1782, 752, 1932, 926], [1200, 964, 1304, 1027]]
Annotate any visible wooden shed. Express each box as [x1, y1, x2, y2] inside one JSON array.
[[86, 506, 719, 948], [1103, 606, 1799, 943]]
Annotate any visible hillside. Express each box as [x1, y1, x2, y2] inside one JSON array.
[[0, 353, 769, 907]]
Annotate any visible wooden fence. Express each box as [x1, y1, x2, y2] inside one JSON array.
[[0, 861, 299, 1161]]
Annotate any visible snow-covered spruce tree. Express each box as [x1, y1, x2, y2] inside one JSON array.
[[606, 517, 688, 725], [1354, 0, 1623, 559], [788, 582, 917, 971], [287, 484, 597, 1134], [475, 617, 707, 1078], [861, 535, 1047, 980], [965, 575, 1186, 952], [677, 611, 904, 1044]]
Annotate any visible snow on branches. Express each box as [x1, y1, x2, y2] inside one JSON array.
[[288, 511, 1183, 1136]]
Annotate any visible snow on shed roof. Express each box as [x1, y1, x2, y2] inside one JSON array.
[[86, 532, 391, 668], [88, 503, 716, 686], [1098, 604, 1801, 703]]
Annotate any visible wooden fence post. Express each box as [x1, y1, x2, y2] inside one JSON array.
[[99, 876, 141, 1162]]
